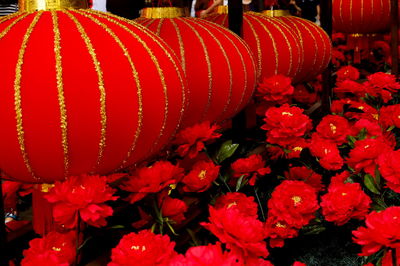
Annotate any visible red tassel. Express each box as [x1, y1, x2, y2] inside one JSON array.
[[32, 184, 55, 235]]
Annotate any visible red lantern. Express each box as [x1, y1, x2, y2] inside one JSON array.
[[0, 7, 186, 183], [136, 8, 257, 127], [205, 10, 303, 82], [333, 0, 391, 34]]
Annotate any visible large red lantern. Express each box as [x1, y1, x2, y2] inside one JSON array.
[[136, 8, 257, 127], [333, 0, 391, 34], [0, 3, 186, 183]]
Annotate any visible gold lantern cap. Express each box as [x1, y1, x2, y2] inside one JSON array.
[[261, 9, 290, 17], [216, 5, 228, 14], [141, 7, 187, 18], [19, 0, 89, 12]]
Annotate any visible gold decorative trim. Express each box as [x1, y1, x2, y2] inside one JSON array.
[[141, 7, 186, 19], [62, 10, 107, 169], [51, 11, 69, 177], [244, 15, 262, 80], [216, 5, 228, 14], [14, 11, 43, 180], [0, 13, 29, 40], [261, 9, 290, 17], [349, 33, 377, 38], [19, 0, 88, 12]]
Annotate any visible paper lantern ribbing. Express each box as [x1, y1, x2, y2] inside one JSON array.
[[333, 0, 391, 34], [0, 9, 186, 183], [136, 11, 257, 127]]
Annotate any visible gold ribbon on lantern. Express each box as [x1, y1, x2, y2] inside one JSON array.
[[19, 0, 89, 12], [261, 9, 290, 17], [141, 7, 186, 18]]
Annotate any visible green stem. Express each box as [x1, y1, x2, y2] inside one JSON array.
[[254, 187, 266, 222]]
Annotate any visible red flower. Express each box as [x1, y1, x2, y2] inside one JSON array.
[[293, 84, 318, 105], [315, 115, 351, 145], [174, 121, 222, 158], [201, 206, 268, 259], [267, 181, 319, 229], [256, 75, 294, 104], [120, 161, 184, 204], [332, 49, 346, 67], [331, 99, 379, 122], [214, 192, 259, 218], [182, 160, 220, 192], [45, 175, 117, 229], [364, 72, 400, 103], [174, 243, 241, 266], [22, 231, 76, 266], [231, 154, 271, 186], [284, 166, 324, 192], [379, 104, 400, 129], [309, 135, 343, 171], [382, 248, 400, 266], [293, 262, 307, 266], [334, 80, 366, 98], [378, 150, 400, 193], [158, 195, 188, 225], [262, 104, 312, 146], [336, 65, 360, 82], [332, 33, 346, 43], [347, 137, 394, 177], [321, 182, 371, 226], [108, 230, 179, 266], [265, 215, 299, 248], [2, 181, 32, 213], [285, 138, 310, 159], [351, 119, 383, 138], [353, 207, 400, 256]]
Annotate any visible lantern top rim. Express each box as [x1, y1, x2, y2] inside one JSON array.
[[261, 9, 290, 17], [141, 7, 187, 19], [18, 0, 88, 12]]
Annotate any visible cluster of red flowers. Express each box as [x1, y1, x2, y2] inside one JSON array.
[[231, 154, 271, 186]]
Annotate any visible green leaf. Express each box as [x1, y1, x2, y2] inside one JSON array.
[[347, 135, 357, 148], [374, 166, 381, 190], [215, 140, 239, 164], [108, 225, 125, 229], [302, 225, 326, 235], [165, 221, 178, 236], [364, 174, 380, 194], [387, 125, 396, 132], [187, 229, 200, 246], [357, 128, 367, 140]]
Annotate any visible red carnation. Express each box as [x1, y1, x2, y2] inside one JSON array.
[[347, 137, 394, 177], [214, 192, 259, 218], [231, 154, 271, 186], [267, 180, 319, 229], [22, 231, 76, 266], [201, 206, 268, 259], [120, 161, 184, 204], [262, 104, 312, 146], [332, 49, 346, 67], [293, 262, 306, 266], [158, 195, 188, 225], [382, 248, 400, 266], [285, 138, 310, 159], [108, 230, 179, 266], [309, 135, 344, 171], [284, 166, 324, 192], [174, 121, 222, 158], [353, 207, 400, 256], [321, 182, 371, 226], [45, 175, 117, 229], [315, 115, 351, 145], [334, 80, 366, 98], [256, 75, 294, 104], [293, 84, 318, 105], [265, 215, 299, 248], [378, 150, 400, 193], [182, 160, 220, 192], [364, 72, 400, 103], [331, 99, 379, 122], [379, 104, 400, 129], [351, 119, 383, 138], [336, 65, 360, 82]]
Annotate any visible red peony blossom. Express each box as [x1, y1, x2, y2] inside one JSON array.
[[182, 160, 220, 192], [265, 215, 299, 248], [120, 161, 184, 204], [293, 262, 307, 266], [267, 180, 319, 229], [256, 75, 294, 104], [381, 248, 400, 266], [2, 181, 32, 213], [331, 99, 379, 122], [379, 104, 400, 129], [173, 243, 241, 266], [45, 175, 117, 229], [336, 65, 360, 82], [22, 231, 76, 266], [347, 137, 394, 177], [321, 181, 371, 226], [378, 150, 400, 193], [351, 119, 383, 138], [309, 135, 344, 171], [315, 115, 351, 145], [173, 121, 222, 158], [285, 138, 310, 159], [334, 80, 366, 98], [214, 192, 259, 218], [332, 49, 346, 68], [231, 154, 271, 186], [158, 195, 188, 225], [201, 206, 268, 259], [353, 207, 400, 256], [108, 230, 179, 266], [284, 166, 324, 192], [292, 84, 318, 105], [364, 72, 400, 103], [331, 171, 351, 184], [262, 104, 312, 146]]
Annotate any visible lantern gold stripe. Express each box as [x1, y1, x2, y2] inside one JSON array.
[[74, 10, 144, 170], [14, 11, 43, 180], [307, 22, 329, 73], [88, 10, 186, 141], [178, 18, 213, 121], [361, 0, 364, 26], [193, 18, 233, 118], [244, 15, 263, 79], [339, 0, 344, 28], [156, 18, 163, 36], [201, 19, 248, 115], [0, 13, 30, 40], [350, 0, 353, 29], [0, 11, 23, 24], [51, 11, 69, 177], [249, 14, 279, 75], [171, 19, 186, 74], [62, 10, 108, 169], [84, 10, 170, 161]]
